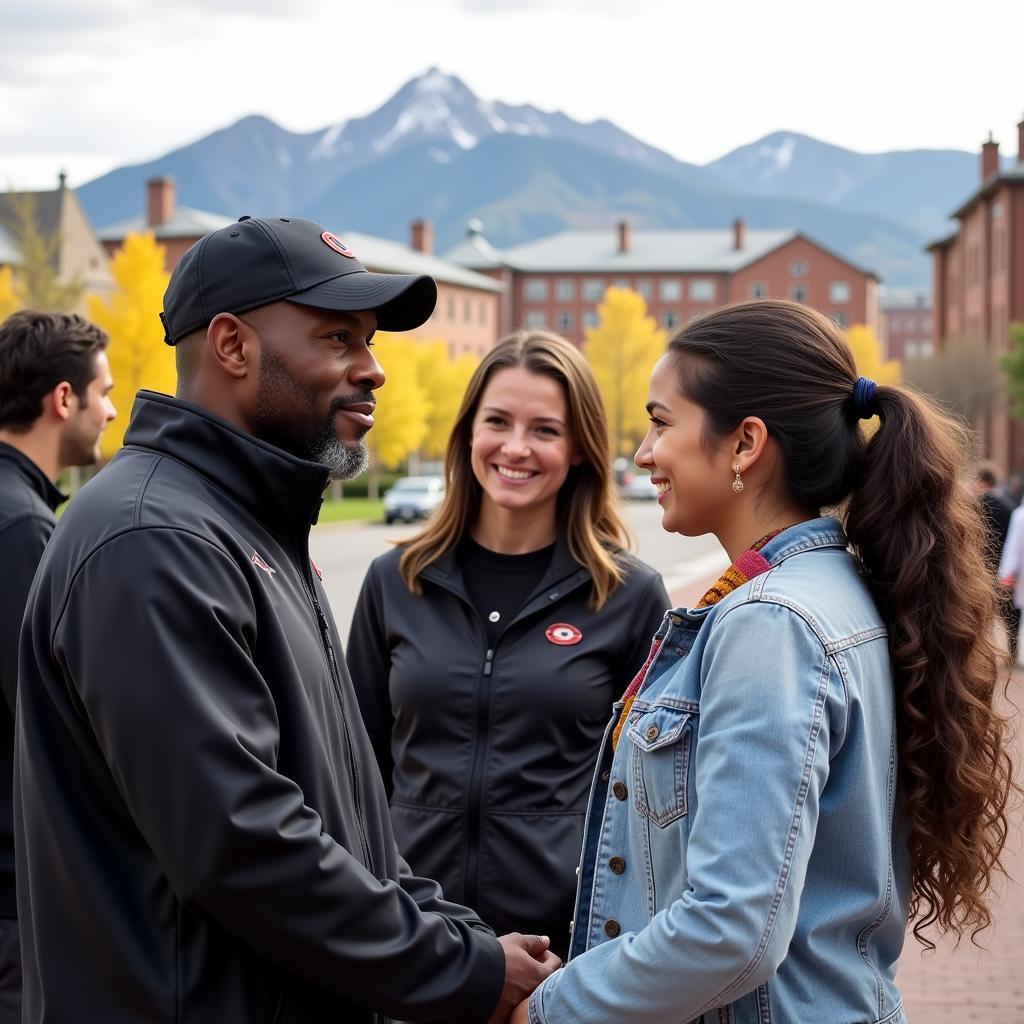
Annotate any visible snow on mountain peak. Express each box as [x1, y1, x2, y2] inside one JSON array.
[[757, 134, 797, 172]]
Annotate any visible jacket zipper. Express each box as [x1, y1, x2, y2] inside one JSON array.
[[293, 539, 373, 869], [422, 565, 591, 912]]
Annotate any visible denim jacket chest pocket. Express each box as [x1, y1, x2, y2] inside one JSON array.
[[626, 703, 697, 827]]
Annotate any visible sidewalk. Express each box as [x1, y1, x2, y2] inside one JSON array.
[[667, 579, 1024, 1022]]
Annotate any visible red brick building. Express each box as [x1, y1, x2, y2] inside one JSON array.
[[929, 118, 1024, 470], [445, 218, 879, 345], [880, 291, 934, 361]]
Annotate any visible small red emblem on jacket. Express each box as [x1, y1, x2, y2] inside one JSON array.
[[545, 623, 583, 646]]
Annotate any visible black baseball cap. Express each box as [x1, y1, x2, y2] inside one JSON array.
[[160, 216, 438, 344]]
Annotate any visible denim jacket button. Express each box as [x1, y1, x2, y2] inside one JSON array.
[[603, 919, 621, 938], [600, 769, 610, 782], [645, 724, 660, 741], [612, 781, 628, 801], [609, 856, 626, 874]]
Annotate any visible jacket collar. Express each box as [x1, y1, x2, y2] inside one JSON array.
[[758, 516, 848, 566], [123, 391, 329, 535], [0, 441, 66, 512]]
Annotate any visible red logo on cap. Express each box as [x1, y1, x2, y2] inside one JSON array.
[[545, 623, 583, 646], [321, 232, 356, 258]]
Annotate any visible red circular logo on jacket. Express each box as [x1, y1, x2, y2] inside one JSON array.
[[321, 231, 356, 258], [545, 623, 583, 646]]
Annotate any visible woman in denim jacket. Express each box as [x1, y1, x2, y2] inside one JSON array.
[[514, 301, 1017, 1024]]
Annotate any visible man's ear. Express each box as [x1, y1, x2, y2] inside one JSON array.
[[46, 381, 75, 423], [206, 314, 254, 381]]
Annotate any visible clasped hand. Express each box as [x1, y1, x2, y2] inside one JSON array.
[[486, 932, 561, 1024]]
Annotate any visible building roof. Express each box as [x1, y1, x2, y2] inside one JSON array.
[[0, 188, 67, 269], [446, 225, 880, 278], [96, 207, 234, 241], [341, 231, 504, 293], [949, 163, 1024, 221]]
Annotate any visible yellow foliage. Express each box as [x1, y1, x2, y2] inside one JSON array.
[[415, 341, 478, 458], [0, 266, 20, 322], [583, 287, 666, 455], [368, 333, 430, 468], [845, 324, 900, 434], [87, 233, 174, 458]]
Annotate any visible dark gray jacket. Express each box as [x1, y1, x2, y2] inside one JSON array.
[[0, 442, 64, 920], [347, 539, 669, 958], [14, 392, 504, 1024]]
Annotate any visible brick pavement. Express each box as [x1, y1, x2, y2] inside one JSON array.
[[668, 577, 1024, 1022]]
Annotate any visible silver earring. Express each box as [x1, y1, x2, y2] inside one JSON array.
[[732, 464, 744, 494]]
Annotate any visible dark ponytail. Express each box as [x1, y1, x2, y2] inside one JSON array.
[[668, 299, 1018, 947]]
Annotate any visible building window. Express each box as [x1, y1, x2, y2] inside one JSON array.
[[524, 279, 548, 301], [635, 278, 652, 301], [919, 340, 934, 357], [555, 279, 575, 301], [479, 300, 486, 324], [992, 201, 1004, 220], [689, 279, 715, 302], [790, 283, 807, 303], [447, 296, 455, 319], [659, 279, 682, 301], [661, 311, 679, 329], [524, 311, 546, 328], [583, 311, 599, 329], [613, 278, 630, 290], [829, 281, 850, 303], [790, 260, 807, 277], [905, 341, 919, 359], [557, 311, 574, 332], [583, 279, 605, 302], [464, 299, 472, 322], [831, 312, 848, 327], [749, 282, 767, 299]]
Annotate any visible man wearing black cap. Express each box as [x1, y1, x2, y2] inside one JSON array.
[[14, 217, 557, 1024]]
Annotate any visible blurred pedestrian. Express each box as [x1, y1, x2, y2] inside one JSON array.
[[0, 310, 115, 1024], [348, 330, 669, 959]]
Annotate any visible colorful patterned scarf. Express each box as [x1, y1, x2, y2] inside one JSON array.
[[610, 530, 783, 750]]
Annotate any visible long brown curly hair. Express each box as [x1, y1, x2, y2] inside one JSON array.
[[668, 299, 1019, 947]]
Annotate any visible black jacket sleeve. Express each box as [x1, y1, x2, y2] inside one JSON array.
[[347, 559, 396, 798], [622, 568, 671, 682], [0, 515, 52, 713], [53, 528, 503, 1023]]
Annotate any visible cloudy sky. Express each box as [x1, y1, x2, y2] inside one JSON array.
[[2, 0, 1021, 190]]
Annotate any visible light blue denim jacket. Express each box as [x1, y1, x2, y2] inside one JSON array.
[[529, 518, 910, 1024]]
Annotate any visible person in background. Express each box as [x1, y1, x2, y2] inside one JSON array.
[[0, 310, 115, 1024], [348, 330, 669, 960], [514, 301, 1017, 1024], [975, 462, 1017, 655], [998, 501, 1024, 660]]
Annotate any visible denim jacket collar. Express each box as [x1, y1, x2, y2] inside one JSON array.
[[757, 515, 848, 567]]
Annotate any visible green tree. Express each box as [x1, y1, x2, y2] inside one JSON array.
[[584, 287, 666, 456], [1001, 323, 1024, 420], [415, 341, 478, 459], [87, 232, 173, 457], [3, 191, 83, 311], [365, 333, 430, 497]]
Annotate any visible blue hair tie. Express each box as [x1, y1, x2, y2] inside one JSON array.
[[852, 377, 878, 420]]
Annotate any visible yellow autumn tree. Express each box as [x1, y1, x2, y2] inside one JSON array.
[[365, 332, 430, 497], [87, 232, 174, 458], [584, 287, 666, 456], [845, 324, 900, 433], [0, 266, 19, 322], [415, 341, 478, 459]]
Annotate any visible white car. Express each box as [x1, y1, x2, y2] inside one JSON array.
[[383, 476, 445, 524], [619, 471, 660, 501]]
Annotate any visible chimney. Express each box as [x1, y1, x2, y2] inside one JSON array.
[[733, 216, 745, 251], [981, 132, 999, 180], [617, 219, 631, 254], [1018, 113, 1024, 165], [410, 218, 433, 255], [57, 170, 67, 191], [147, 177, 176, 227]]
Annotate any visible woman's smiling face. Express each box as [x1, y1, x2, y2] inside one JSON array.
[[635, 354, 734, 537], [469, 365, 580, 517]]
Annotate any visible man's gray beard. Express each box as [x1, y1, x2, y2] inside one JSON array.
[[310, 436, 370, 481]]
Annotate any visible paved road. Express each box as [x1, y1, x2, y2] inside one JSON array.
[[310, 499, 726, 643]]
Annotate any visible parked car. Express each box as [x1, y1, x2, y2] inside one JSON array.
[[619, 470, 659, 501], [383, 476, 446, 524]]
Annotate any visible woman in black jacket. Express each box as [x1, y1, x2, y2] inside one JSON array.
[[348, 330, 669, 958]]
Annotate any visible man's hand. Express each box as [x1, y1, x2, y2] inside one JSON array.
[[486, 933, 561, 1024]]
